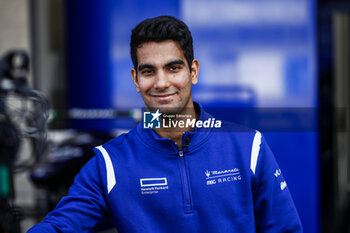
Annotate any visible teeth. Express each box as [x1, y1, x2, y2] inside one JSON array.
[[153, 93, 174, 97]]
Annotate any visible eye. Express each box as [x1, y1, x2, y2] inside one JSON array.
[[141, 69, 153, 75], [169, 66, 180, 71]]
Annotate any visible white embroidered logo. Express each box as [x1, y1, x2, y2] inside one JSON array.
[[205, 168, 241, 186], [274, 169, 281, 177], [280, 181, 287, 191], [139, 178, 168, 195]]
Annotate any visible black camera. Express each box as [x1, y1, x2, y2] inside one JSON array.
[[0, 51, 49, 233]]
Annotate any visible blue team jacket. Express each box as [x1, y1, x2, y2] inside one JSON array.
[[28, 104, 302, 233]]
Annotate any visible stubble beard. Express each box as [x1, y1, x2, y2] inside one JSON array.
[[144, 93, 193, 116]]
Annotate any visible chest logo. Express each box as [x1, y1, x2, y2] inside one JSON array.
[[140, 177, 169, 195], [205, 168, 242, 185]]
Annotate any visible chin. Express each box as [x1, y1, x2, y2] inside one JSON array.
[[147, 102, 184, 115], [158, 107, 182, 115]]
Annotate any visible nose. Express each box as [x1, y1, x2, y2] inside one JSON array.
[[153, 70, 170, 90]]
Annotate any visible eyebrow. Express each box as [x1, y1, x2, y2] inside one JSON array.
[[138, 59, 186, 71], [165, 59, 185, 67], [138, 64, 154, 71]]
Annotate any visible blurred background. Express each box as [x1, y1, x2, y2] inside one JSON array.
[[0, 0, 349, 232]]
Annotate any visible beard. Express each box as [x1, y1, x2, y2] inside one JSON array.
[[146, 104, 185, 115], [144, 87, 193, 115], [144, 96, 192, 116]]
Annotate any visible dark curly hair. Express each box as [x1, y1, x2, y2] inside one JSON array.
[[130, 15, 194, 71]]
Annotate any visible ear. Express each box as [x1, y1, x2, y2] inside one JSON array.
[[131, 68, 140, 92], [190, 59, 199, 85]]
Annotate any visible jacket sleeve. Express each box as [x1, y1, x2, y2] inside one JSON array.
[[252, 133, 303, 233], [27, 153, 111, 233]]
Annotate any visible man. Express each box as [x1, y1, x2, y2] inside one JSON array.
[[29, 16, 302, 232]]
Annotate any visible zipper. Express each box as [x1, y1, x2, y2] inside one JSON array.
[[178, 149, 193, 213]]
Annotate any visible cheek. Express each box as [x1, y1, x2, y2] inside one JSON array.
[[173, 74, 192, 88], [137, 78, 153, 92]]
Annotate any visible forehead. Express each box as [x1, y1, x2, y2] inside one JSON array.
[[136, 40, 187, 66]]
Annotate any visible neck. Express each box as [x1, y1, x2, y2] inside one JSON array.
[[153, 103, 198, 147]]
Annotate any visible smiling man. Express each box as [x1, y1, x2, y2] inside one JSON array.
[[28, 16, 302, 233], [131, 41, 198, 112], [130, 38, 199, 146]]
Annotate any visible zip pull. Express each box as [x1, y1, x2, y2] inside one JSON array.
[[179, 150, 184, 157]]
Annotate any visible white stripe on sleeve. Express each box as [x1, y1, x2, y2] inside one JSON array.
[[250, 131, 262, 175], [96, 145, 116, 194]]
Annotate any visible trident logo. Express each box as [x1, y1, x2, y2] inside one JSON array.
[[205, 170, 211, 178]]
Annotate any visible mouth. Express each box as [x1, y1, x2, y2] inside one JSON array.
[[149, 92, 177, 101]]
